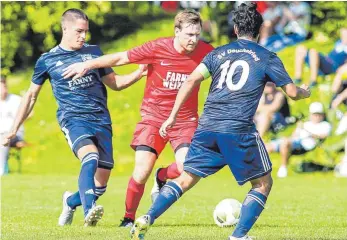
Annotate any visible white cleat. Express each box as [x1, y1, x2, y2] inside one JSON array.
[[228, 235, 253, 240], [130, 215, 151, 240], [84, 205, 104, 227], [277, 166, 288, 178], [58, 191, 75, 226]]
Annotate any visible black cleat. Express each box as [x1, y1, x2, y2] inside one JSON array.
[[119, 217, 134, 228]]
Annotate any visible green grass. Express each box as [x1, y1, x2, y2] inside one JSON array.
[[3, 19, 347, 239], [2, 170, 347, 240]]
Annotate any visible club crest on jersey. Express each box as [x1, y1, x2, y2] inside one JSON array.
[[81, 54, 93, 62], [163, 71, 188, 90]]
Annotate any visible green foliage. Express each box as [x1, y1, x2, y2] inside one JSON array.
[[311, 1, 347, 39], [0, 1, 164, 76]]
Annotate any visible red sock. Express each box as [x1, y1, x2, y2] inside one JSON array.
[[157, 162, 182, 181], [124, 177, 145, 220]]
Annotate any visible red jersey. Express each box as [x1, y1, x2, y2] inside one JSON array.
[[128, 37, 214, 125]]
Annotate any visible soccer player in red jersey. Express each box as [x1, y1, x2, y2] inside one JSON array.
[[62, 9, 214, 227]]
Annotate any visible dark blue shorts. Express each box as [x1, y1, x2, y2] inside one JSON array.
[[305, 52, 338, 76], [184, 130, 272, 185], [61, 121, 114, 169]]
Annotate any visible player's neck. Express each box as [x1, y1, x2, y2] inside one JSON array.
[[59, 39, 76, 51], [173, 37, 192, 55], [238, 36, 256, 42]]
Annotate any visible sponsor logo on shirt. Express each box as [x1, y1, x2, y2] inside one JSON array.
[[67, 75, 94, 90], [163, 71, 188, 90], [81, 54, 93, 62]]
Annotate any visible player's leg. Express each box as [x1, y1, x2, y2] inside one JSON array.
[[294, 45, 308, 83], [131, 130, 225, 239], [121, 122, 166, 227], [217, 132, 272, 239], [231, 174, 273, 240]]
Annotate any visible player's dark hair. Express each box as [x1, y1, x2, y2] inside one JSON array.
[[232, 2, 263, 38], [174, 9, 202, 29], [61, 8, 88, 25]]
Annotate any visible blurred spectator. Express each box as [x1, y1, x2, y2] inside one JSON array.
[[266, 102, 332, 178], [180, 1, 206, 12], [259, 2, 284, 45], [334, 139, 347, 177], [255, 82, 291, 137], [0, 76, 26, 175], [294, 28, 347, 88], [260, 2, 311, 52], [331, 62, 347, 105]]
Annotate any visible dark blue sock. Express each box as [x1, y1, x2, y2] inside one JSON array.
[[232, 190, 267, 238], [79, 152, 98, 217], [147, 181, 183, 224], [67, 185, 106, 209]]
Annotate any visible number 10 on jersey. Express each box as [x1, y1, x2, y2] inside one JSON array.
[[216, 60, 250, 91]]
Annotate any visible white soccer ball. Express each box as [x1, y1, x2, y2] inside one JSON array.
[[213, 198, 242, 227]]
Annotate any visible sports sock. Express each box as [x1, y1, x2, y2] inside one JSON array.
[[67, 185, 107, 209], [232, 190, 267, 238], [157, 162, 181, 181], [124, 177, 145, 220], [79, 152, 98, 217], [147, 181, 183, 225]]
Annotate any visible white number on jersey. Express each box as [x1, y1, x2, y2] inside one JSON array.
[[216, 60, 250, 91]]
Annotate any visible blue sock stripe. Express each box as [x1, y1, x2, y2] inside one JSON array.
[[95, 186, 107, 190], [166, 181, 183, 197], [249, 190, 267, 202], [248, 194, 265, 206], [247, 195, 265, 208], [165, 185, 180, 200]]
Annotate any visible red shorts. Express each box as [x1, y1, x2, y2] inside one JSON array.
[[131, 120, 198, 156]]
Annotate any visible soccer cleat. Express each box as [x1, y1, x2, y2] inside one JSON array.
[[84, 205, 104, 227], [119, 217, 134, 228], [277, 166, 288, 178], [130, 215, 151, 240], [228, 235, 253, 240], [150, 168, 167, 203], [58, 191, 75, 226]]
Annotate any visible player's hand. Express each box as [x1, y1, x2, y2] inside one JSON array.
[[159, 117, 176, 138], [1, 132, 16, 147], [62, 62, 89, 80], [139, 64, 148, 77], [300, 84, 311, 98]]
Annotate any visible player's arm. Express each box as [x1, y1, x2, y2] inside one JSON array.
[[281, 83, 310, 100], [159, 63, 209, 137], [102, 64, 147, 91], [63, 51, 130, 80], [2, 82, 42, 146]]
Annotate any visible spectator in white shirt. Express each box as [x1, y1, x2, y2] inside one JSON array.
[[266, 102, 332, 178], [0, 76, 26, 175]]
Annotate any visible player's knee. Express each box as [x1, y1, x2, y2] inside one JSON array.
[[251, 174, 273, 195], [132, 167, 152, 184], [296, 45, 307, 57], [308, 48, 318, 57]]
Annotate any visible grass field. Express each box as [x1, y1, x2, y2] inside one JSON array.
[[2, 18, 347, 240]]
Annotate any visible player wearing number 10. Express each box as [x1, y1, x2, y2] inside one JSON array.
[[131, 3, 310, 240]]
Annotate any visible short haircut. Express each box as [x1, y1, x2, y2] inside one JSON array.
[[174, 9, 202, 29], [232, 2, 263, 38], [0, 75, 6, 84], [61, 8, 88, 26]]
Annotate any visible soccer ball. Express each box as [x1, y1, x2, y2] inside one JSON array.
[[213, 198, 242, 227]]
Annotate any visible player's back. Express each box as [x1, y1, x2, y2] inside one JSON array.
[[199, 39, 292, 133]]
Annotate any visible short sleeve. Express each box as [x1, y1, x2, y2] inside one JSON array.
[[95, 46, 114, 77], [265, 53, 293, 87], [32, 55, 49, 85], [127, 40, 156, 64]]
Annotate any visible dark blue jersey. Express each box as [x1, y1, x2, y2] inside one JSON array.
[[32, 44, 114, 127], [199, 39, 293, 133]]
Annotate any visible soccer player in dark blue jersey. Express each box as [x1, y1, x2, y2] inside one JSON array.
[[1, 9, 147, 227], [130, 3, 310, 240]]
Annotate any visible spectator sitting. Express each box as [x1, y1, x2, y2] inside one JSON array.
[[261, 2, 311, 52], [294, 28, 347, 88], [259, 2, 284, 45], [255, 82, 291, 137], [0, 76, 27, 175], [266, 102, 332, 178]]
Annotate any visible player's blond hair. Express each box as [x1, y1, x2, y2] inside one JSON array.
[[174, 9, 202, 29]]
